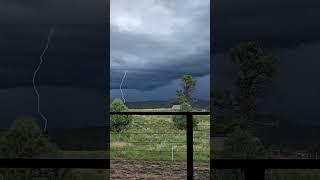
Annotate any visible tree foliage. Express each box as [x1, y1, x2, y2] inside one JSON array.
[[213, 42, 278, 132], [175, 75, 197, 105], [0, 117, 58, 158], [223, 128, 265, 159], [172, 102, 198, 130], [110, 98, 132, 132], [231, 42, 278, 130], [213, 117, 241, 134]]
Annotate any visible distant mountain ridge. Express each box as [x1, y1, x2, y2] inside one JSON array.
[[124, 99, 210, 110]]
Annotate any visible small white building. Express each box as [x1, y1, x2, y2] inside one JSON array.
[[171, 105, 181, 110]]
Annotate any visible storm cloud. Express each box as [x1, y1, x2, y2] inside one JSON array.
[[0, 0, 106, 24], [213, 0, 320, 124], [0, 0, 107, 90], [0, 0, 108, 134], [110, 0, 210, 91], [214, 0, 320, 52]]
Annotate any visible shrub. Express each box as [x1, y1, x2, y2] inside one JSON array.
[[222, 128, 265, 159], [172, 102, 198, 130], [0, 117, 58, 158], [110, 98, 132, 132]]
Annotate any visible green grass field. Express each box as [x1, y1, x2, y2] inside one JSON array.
[[110, 111, 210, 162]]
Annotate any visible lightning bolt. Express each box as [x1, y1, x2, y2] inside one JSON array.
[[32, 28, 54, 131], [120, 71, 128, 103]]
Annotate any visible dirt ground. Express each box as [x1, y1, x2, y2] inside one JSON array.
[[110, 160, 210, 180]]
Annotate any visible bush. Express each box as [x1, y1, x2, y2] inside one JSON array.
[[172, 102, 198, 130], [0, 117, 58, 158], [222, 128, 265, 159], [110, 98, 132, 132]]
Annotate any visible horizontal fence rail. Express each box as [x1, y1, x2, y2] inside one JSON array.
[[110, 111, 210, 115], [211, 159, 320, 169], [211, 154, 320, 180], [110, 111, 210, 180], [2, 111, 317, 180], [0, 159, 109, 169], [0, 111, 209, 178], [3, 111, 317, 180]]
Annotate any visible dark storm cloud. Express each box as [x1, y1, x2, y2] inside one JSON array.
[[0, 0, 107, 90], [0, 0, 106, 24], [213, 0, 320, 124], [111, 0, 210, 91], [111, 50, 210, 90], [0, 1, 108, 148], [0, 87, 106, 128], [214, 0, 320, 52]]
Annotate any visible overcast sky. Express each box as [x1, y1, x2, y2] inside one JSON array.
[[0, 0, 107, 129], [213, 0, 320, 125], [110, 0, 210, 101], [0, 0, 107, 90]]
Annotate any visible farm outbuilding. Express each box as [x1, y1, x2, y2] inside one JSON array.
[[171, 105, 181, 110]]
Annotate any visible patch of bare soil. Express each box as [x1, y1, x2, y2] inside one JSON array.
[[111, 160, 209, 180]]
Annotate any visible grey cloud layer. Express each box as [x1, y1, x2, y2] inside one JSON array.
[[111, 0, 210, 90], [215, 0, 320, 52]]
